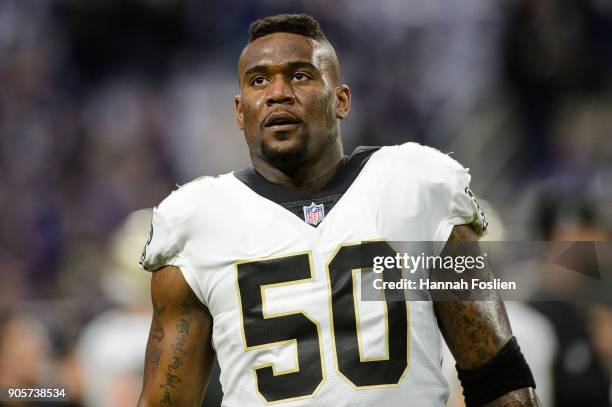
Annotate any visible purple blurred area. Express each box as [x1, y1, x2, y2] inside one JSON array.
[[0, 0, 610, 406]]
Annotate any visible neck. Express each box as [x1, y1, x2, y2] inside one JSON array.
[[252, 141, 345, 196]]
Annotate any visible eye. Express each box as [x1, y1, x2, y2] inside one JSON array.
[[292, 72, 310, 82], [250, 76, 269, 86]]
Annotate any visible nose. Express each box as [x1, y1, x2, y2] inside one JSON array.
[[265, 77, 294, 106]]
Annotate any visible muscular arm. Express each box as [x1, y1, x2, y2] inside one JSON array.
[[434, 225, 539, 407], [138, 266, 215, 407]]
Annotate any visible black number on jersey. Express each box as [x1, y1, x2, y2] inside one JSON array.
[[236, 253, 324, 403], [235, 242, 410, 403], [328, 242, 409, 387]]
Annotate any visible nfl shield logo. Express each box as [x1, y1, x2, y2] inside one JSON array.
[[303, 202, 325, 226]]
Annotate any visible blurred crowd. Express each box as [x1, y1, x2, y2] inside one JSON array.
[[0, 0, 611, 406]]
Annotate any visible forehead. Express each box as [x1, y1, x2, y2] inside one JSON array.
[[239, 32, 324, 74]]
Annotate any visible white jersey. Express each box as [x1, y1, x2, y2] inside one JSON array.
[[141, 142, 487, 407]]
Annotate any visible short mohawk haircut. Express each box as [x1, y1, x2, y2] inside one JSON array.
[[248, 14, 328, 43]]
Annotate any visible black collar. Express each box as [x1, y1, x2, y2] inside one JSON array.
[[233, 146, 380, 227]]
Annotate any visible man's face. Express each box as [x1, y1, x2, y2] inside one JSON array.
[[235, 32, 349, 170]]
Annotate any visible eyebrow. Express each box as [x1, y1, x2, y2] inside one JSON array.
[[243, 61, 319, 79]]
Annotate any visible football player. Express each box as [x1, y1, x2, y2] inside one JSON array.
[[137, 14, 540, 407]]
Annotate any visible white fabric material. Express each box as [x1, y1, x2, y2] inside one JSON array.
[[141, 142, 485, 406]]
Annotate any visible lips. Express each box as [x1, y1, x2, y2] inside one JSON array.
[[263, 111, 303, 132]]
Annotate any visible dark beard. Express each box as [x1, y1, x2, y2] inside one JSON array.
[[261, 136, 309, 171]]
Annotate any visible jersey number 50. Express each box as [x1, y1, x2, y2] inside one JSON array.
[[235, 241, 409, 403]]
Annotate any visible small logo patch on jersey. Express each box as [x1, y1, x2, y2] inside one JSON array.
[[303, 202, 325, 226], [465, 186, 488, 231], [139, 223, 154, 268]]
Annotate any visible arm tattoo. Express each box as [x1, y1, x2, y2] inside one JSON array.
[[151, 300, 167, 342], [148, 348, 163, 372], [437, 300, 510, 367], [435, 225, 512, 368], [159, 301, 193, 406], [437, 226, 537, 405], [145, 299, 166, 372]]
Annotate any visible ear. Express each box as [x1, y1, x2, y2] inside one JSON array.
[[234, 95, 244, 130], [335, 85, 351, 120]]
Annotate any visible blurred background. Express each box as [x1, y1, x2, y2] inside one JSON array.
[[0, 0, 610, 406]]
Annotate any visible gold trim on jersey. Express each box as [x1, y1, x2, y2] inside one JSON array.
[[325, 240, 411, 390], [234, 251, 326, 405]]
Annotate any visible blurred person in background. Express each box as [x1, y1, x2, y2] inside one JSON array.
[[0, 311, 52, 404], [75, 209, 161, 407], [528, 183, 611, 407], [503, 0, 612, 179], [590, 304, 612, 386]]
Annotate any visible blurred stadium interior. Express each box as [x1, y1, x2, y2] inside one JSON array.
[[0, 0, 610, 406]]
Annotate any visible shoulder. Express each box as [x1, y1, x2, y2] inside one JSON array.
[[392, 142, 463, 170], [157, 173, 231, 215], [372, 142, 467, 185]]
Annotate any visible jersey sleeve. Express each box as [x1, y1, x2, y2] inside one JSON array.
[[139, 206, 181, 272], [394, 143, 488, 252], [139, 203, 207, 305], [432, 157, 488, 243]]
